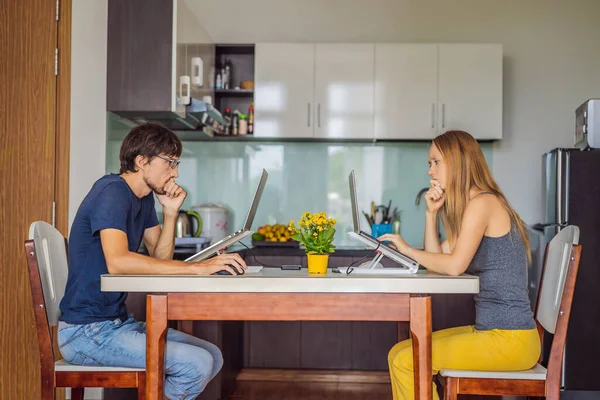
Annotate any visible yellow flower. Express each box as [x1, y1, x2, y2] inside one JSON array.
[[318, 226, 323, 231], [313, 232, 318, 237]]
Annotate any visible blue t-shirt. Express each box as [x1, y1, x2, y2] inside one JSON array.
[[59, 174, 159, 324]]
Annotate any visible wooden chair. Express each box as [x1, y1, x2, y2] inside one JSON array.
[[26, 221, 145, 399], [440, 225, 582, 400]]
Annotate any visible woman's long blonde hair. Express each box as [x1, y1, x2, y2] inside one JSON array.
[[433, 130, 531, 263]]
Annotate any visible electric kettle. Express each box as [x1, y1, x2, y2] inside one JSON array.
[[175, 210, 202, 238]]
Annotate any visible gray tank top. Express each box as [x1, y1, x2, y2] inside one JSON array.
[[467, 212, 536, 331]]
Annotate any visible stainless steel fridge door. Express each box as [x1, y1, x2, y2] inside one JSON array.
[[542, 149, 570, 225]]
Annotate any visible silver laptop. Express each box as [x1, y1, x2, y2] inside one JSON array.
[[346, 170, 420, 273], [185, 169, 268, 262]]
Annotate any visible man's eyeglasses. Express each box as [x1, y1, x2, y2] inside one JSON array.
[[155, 155, 180, 169]]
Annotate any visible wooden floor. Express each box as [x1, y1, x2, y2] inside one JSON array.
[[227, 381, 393, 400]]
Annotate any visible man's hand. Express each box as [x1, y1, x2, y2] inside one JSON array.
[[189, 253, 248, 276], [156, 178, 187, 216]]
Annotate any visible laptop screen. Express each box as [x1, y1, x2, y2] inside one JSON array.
[[349, 171, 361, 234], [243, 169, 269, 231]]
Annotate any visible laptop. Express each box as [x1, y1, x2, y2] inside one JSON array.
[[345, 170, 420, 274], [185, 169, 268, 263]]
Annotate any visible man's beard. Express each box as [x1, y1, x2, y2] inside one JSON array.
[[144, 176, 166, 195]]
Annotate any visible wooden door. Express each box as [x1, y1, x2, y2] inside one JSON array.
[[0, 1, 70, 399]]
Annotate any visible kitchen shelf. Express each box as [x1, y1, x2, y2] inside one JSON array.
[[214, 89, 254, 96]]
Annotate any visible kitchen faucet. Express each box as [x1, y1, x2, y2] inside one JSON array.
[[415, 187, 429, 205]]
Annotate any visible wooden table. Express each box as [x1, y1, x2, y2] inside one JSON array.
[[101, 268, 478, 400]]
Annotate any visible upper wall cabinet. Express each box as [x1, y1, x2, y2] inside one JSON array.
[[374, 44, 438, 140], [254, 44, 315, 138], [437, 44, 502, 140], [107, 0, 213, 125], [374, 43, 502, 140], [254, 43, 375, 139], [314, 44, 375, 139]]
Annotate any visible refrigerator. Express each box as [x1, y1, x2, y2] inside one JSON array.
[[530, 148, 600, 396]]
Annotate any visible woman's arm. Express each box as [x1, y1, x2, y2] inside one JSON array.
[[380, 196, 491, 276], [424, 211, 442, 253]]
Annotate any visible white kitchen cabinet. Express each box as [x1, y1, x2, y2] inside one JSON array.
[[253, 42, 502, 141], [438, 44, 503, 139], [254, 43, 315, 138], [374, 44, 438, 140], [314, 44, 375, 139]]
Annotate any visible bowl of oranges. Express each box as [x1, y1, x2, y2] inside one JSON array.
[[251, 224, 299, 248]]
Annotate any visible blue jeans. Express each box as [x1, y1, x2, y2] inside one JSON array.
[[57, 316, 223, 400]]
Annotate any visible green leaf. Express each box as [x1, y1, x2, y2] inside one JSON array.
[[291, 233, 303, 242], [322, 228, 335, 241]]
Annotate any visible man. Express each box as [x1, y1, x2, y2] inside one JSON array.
[[57, 123, 246, 399]]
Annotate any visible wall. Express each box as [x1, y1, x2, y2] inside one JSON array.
[[184, 0, 600, 225], [69, 0, 108, 230], [107, 115, 493, 247], [69, 1, 108, 398]]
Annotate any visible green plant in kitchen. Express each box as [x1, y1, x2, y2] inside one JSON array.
[[288, 212, 336, 255], [288, 212, 336, 275]]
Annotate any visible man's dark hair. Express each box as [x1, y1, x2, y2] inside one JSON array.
[[119, 123, 182, 174]]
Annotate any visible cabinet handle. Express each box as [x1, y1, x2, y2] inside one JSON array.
[[442, 103, 445, 129], [431, 104, 435, 128], [318, 103, 321, 128], [308, 103, 311, 127]]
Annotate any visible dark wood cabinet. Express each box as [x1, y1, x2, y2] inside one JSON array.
[[107, 0, 173, 111]]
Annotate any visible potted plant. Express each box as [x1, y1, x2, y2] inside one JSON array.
[[288, 212, 336, 275]]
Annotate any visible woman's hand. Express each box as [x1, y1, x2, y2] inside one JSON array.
[[378, 234, 410, 254], [190, 253, 247, 275], [425, 179, 445, 213]]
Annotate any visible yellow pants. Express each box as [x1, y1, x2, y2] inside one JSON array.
[[388, 325, 540, 400]]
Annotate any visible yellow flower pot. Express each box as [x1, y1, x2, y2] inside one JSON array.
[[307, 254, 329, 275]]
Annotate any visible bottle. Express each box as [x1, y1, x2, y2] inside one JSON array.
[[224, 58, 232, 90], [208, 66, 215, 89], [248, 106, 254, 134], [232, 112, 239, 135], [224, 108, 232, 135], [215, 73, 222, 89], [238, 114, 248, 135]]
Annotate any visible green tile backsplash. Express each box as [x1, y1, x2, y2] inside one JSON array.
[[106, 117, 493, 248]]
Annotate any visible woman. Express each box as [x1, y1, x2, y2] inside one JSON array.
[[379, 130, 540, 400]]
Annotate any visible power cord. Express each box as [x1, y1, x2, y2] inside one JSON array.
[[331, 242, 382, 275], [238, 241, 282, 268]]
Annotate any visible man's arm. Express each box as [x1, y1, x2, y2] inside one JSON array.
[[144, 177, 185, 259], [101, 228, 246, 275], [143, 212, 177, 259]]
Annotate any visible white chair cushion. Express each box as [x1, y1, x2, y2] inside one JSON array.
[[439, 363, 547, 380], [55, 359, 144, 372]]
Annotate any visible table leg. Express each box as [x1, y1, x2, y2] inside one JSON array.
[[410, 295, 432, 400], [146, 294, 168, 400]]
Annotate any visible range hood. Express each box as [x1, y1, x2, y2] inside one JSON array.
[[110, 100, 228, 135]]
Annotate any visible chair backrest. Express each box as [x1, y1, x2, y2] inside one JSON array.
[[535, 226, 579, 334], [26, 221, 69, 327], [534, 225, 582, 391]]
